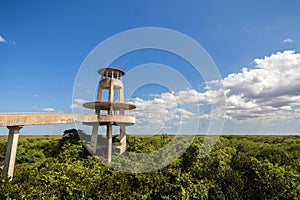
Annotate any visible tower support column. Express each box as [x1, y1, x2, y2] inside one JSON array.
[[91, 124, 99, 154], [2, 126, 22, 178], [120, 125, 126, 154], [106, 123, 112, 162], [108, 79, 114, 102], [120, 86, 124, 102], [97, 84, 103, 101]]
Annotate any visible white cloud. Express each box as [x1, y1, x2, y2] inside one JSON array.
[[70, 104, 81, 109], [283, 38, 294, 43], [178, 89, 223, 104], [130, 95, 183, 133], [42, 107, 55, 112], [129, 50, 300, 127], [70, 98, 89, 109], [208, 50, 300, 123], [0, 35, 7, 43], [33, 94, 40, 98], [74, 98, 89, 104], [129, 88, 221, 134], [0, 35, 16, 44]]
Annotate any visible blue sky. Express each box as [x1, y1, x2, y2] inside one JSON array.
[[1, 1, 300, 135]]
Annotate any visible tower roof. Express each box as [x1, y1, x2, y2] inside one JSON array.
[[98, 67, 125, 77]]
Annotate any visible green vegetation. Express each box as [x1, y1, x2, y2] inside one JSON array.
[[1, 130, 300, 199]]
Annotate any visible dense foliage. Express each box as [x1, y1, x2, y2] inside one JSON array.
[[1, 130, 300, 199]]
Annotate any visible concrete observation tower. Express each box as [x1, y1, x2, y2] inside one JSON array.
[[82, 68, 136, 162]]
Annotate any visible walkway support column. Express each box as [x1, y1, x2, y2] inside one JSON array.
[[2, 126, 22, 178]]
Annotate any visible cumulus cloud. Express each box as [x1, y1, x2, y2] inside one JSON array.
[[130, 50, 300, 127], [129, 88, 221, 133], [283, 38, 294, 43], [0, 35, 7, 43], [42, 107, 55, 112], [219, 50, 300, 123]]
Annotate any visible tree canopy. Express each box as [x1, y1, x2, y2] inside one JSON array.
[[1, 130, 300, 199]]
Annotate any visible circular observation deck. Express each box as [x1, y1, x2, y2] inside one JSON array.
[[83, 114, 135, 126], [83, 101, 136, 110]]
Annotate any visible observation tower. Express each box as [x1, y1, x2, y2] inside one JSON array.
[[83, 68, 136, 162]]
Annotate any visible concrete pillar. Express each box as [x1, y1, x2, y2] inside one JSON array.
[[106, 123, 112, 163], [97, 84, 103, 101], [2, 126, 22, 178], [108, 79, 114, 116], [109, 79, 114, 102], [120, 125, 126, 154], [120, 86, 124, 102], [91, 124, 98, 154]]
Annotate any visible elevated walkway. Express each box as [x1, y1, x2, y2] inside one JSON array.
[[0, 113, 97, 178], [0, 113, 135, 127], [0, 113, 98, 126]]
